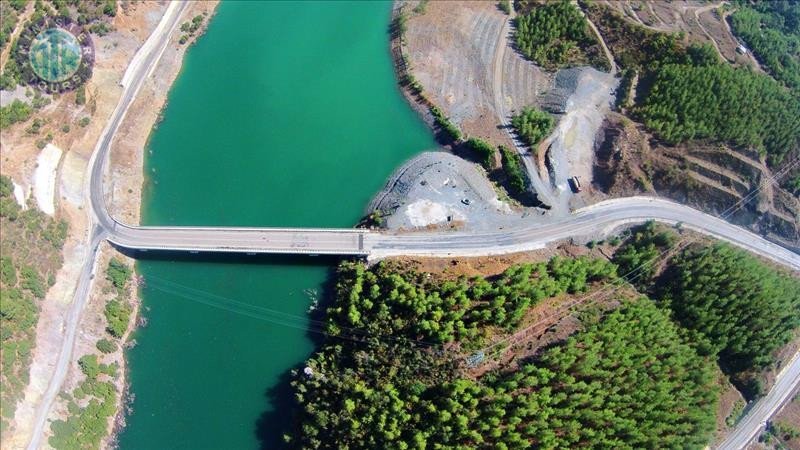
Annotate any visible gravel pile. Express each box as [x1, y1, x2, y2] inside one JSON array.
[[539, 68, 582, 113]]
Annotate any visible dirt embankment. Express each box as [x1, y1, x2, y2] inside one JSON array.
[[771, 391, 800, 450], [42, 1, 219, 446], [1, 2, 218, 448], [598, 0, 757, 69], [401, 0, 549, 148], [593, 112, 800, 252]]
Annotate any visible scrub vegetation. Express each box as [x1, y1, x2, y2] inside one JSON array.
[[465, 137, 496, 170], [1, 0, 118, 92], [104, 258, 132, 338], [49, 257, 134, 449], [499, 145, 525, 194], [429, 105, 461, 143], [0, 175, 68, 432], [0, 100, 34, 130], [178, 14, 206, 45], [48, 355, 119, 450], [0, 0, 26, 51], [584, 1, 800, 166]]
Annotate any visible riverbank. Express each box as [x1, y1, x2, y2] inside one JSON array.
[[2, 3, 171, 448], [82, 2, 219, 446], [2, 2, 218, 448], [116, 2, 435, 448]]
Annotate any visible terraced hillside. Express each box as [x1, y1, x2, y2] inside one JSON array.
[[594, 113, 799, 251], [597, 0, 761, 70], [402, 1, 550, 148]]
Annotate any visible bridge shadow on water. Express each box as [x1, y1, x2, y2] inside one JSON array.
[[117, 246, 344, 449]]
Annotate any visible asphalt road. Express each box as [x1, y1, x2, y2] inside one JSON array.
[[25, 3, 187, 449], [717, 351, 800, 449]]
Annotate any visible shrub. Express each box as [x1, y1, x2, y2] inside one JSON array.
[[465, 138, 496, 170], [511, 107, 554, 150], [104, 298, 131, 338], [75, 86, 86, 105], [0, 100, 32, 129], [498, 0, 511, 15], [96, 338, 117, 354], [106, 258, 131, 291], [499, 145, 525, 194], [429, 105, 461, 142]]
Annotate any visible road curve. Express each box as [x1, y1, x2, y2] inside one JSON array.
[[25, 3, 187, 449]]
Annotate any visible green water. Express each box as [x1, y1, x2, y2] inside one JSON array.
[[118, 2, 433, 449]]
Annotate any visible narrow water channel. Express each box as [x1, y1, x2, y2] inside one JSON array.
[[118, 2, 433, 448]]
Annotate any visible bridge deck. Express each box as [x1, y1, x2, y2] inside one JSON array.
[[108, 224, 369, 255]]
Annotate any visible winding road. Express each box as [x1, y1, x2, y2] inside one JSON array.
[[25, 2, 800, 448]]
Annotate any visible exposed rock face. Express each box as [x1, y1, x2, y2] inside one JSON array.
[[594, 113, 800, 252]]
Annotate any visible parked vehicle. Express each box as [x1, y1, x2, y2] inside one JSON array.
[[569, 176, 582, 193]]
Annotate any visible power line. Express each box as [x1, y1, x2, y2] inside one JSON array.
[[140, 157, 798, 368], [467, 157, 800, 362], [143, 273, 444, 349]]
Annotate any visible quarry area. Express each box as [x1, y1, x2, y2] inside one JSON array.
[[384, 0, 799, 252]]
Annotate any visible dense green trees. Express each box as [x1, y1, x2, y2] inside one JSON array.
[[730, 2, 800, 90], [327, 258, 615, 346], [613, 221, 676, 289], [514, 0, 595, 68], [291, 264, 719, 449], [658, 243, 800, 373], [510, 107, 554, 151], [638, 63, 800, 164]]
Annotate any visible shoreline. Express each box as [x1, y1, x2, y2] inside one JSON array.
[[107, 2, 220, 445], [389, 2, 439, 142]]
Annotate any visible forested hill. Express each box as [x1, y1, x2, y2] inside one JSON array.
[[638, 63, 800, 165], [286, 258, 719, 449], [583, 1, 800, 166], [730, 0, 800, 90], [614, 222, 800, 398]]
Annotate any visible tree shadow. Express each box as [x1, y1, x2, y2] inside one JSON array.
[[252, 261, 341, 448], [121, 246, 349, 447], [254, 366, 300, 450]]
